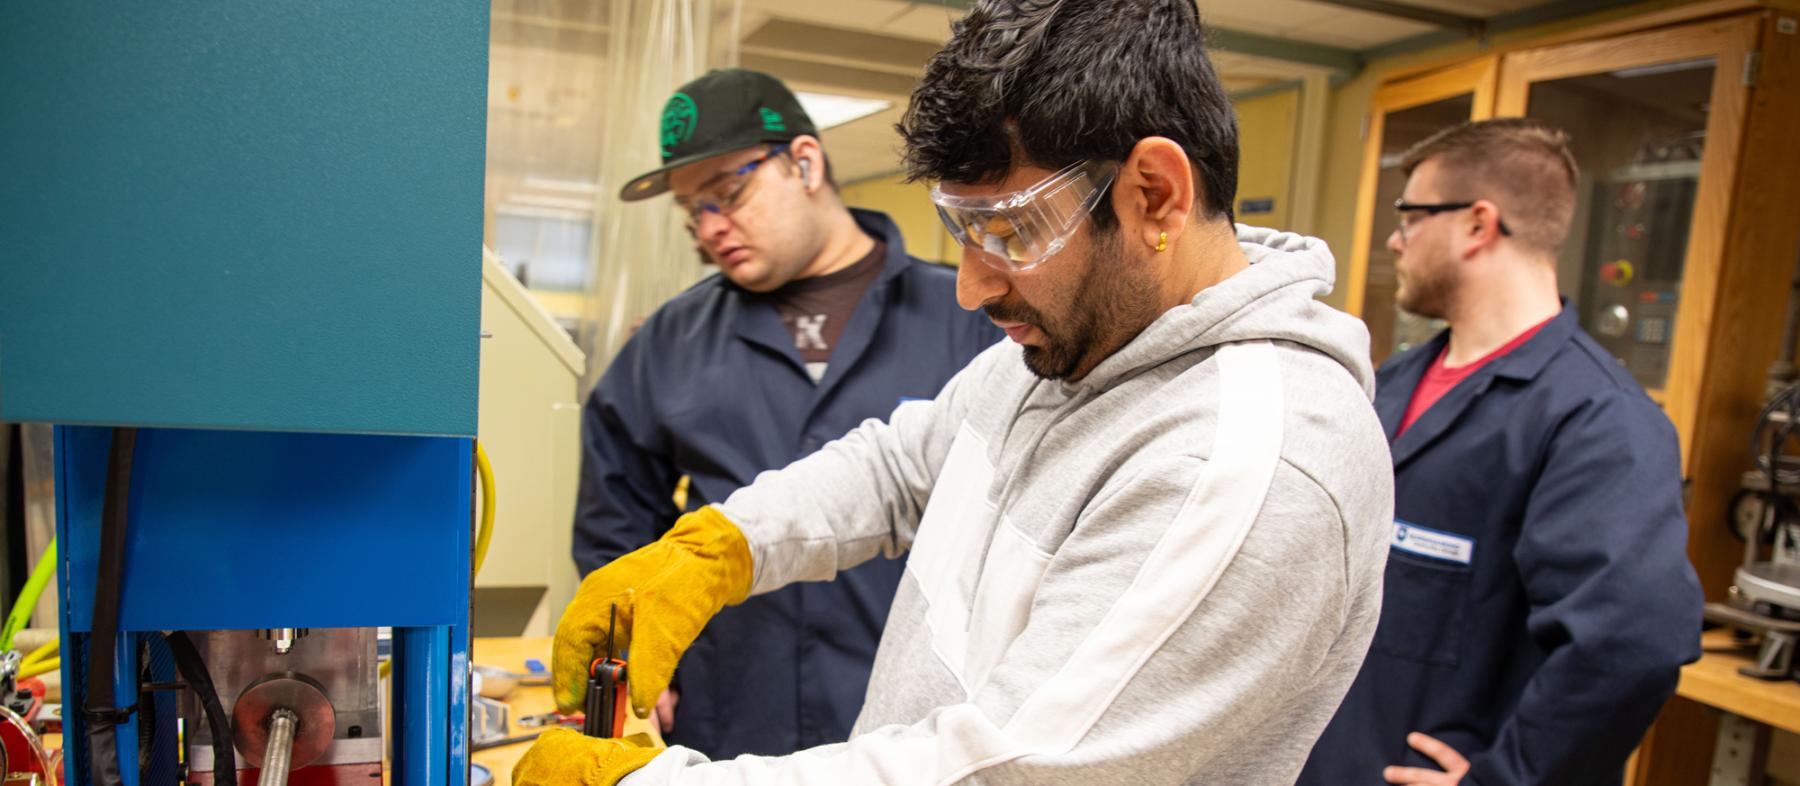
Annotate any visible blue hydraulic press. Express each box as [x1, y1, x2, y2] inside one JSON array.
[[0, 4, 491, 784]]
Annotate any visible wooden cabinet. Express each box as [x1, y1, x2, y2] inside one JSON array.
[[1351, 8, 1800, 783], [1346, 56, 1496, 366], [1352, 6, 1800, 600], [1497, 17, 1758, 459]]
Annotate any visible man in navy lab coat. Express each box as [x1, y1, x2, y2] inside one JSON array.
[[573, 69, 999, 758], [1298, 119, 1703, 785]]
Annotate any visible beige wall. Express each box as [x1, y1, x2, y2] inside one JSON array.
[[1234, 87, 1302, 231], [846, 84, 1311, 246], [847, 0, 1706, 292], [478, 252, 585, 636], [841, 87, 1310, 264], [841, 174, 959, 265]]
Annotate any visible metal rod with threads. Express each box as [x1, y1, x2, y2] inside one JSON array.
[[258, 708, 300, 786]]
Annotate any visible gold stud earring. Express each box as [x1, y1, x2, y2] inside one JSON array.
[[1155, 231, 1168, 253]]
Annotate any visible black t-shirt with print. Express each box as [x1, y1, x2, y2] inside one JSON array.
[[766, 240, 886, 382]]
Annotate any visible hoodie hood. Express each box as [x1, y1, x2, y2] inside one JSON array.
[[1074, 225, 1376, 399]]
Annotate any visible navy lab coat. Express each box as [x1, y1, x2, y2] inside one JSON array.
[[573, 209, 1001, 760], [1299, 303, 1703, 786]]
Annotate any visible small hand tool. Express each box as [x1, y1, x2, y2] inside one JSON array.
[[581, 603, 629, 738], [516, 712, 582, 728]]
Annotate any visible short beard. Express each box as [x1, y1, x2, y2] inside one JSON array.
[[988, 227, 1159, 380], [1396, 256, 1458, 321]]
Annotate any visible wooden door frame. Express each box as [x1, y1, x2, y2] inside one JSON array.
[[1634, 13, 1800, 785], [1345, 56, 1498, 318], [1381, 0, 1771, 84], [1495, 15, 1759, 468], [1343, 10, 1798, 786]]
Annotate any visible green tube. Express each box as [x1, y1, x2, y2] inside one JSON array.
[[2, 539, 56, 652]]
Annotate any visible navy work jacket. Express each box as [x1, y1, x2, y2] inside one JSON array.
[[573, 209, 1000, 759], [1299, 303, 1702, 786]]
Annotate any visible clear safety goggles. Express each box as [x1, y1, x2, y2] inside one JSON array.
[[930, 160, 1118, 272]]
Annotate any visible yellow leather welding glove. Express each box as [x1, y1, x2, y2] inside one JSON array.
[[553, 505, 754, 716], [513, 729, 662, 786]]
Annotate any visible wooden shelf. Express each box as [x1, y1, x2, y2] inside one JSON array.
[[1677, 629, 1800, 735]]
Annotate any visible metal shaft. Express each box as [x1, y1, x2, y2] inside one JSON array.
[[258, 708, 300, 786]]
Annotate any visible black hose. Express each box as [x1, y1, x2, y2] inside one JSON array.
[[85, 427, 136, 786], [1752, 385, 1800, 472], [1779, 243, 1800, 371], [163, 631, 236, 785]]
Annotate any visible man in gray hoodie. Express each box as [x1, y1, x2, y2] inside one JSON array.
[[517, 0, 1394, 783]]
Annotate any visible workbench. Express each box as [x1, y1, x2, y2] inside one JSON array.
[[1680, 630, 1800, 735], [469, 631, 1800, 786], [373, 631, 1800, 785], [35, 633, 1793, 784], [1672, 629, 1800, 784], [471, 637, 661, 786]]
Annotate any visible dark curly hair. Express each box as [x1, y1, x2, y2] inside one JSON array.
[[899, 0, 1239, 227]]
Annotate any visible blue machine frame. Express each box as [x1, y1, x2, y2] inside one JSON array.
[[56, 427, 473, 785]]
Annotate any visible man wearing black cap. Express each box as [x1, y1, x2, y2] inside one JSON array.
[[570, 68, 1000, 761]]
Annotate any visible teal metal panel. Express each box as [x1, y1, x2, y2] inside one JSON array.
[[0, 4, 487, 436]]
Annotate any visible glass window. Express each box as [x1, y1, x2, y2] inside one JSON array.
[[494, 209, 594, 292], [1364, 95, 1475, 363], [1527, 58, 1715, 391]]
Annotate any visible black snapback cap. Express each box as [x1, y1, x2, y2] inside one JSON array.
[[619, 69, 818, 202]]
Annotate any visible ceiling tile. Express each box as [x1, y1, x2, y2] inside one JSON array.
[[888, 5, 959, 41], [820, 104, 909, 182], [1283, 9, 1437, 48], [744, 17, 943, 73], [1199, 0, 1344, 33], [1378, 0, 1547, 16], [741, 0, 936, 41]]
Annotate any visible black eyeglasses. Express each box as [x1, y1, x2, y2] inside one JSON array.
[[1393, 199, 1512, 243]]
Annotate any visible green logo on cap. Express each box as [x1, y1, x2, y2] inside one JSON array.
[[660, 92, 698, 159], [759, 107, 786, 133]]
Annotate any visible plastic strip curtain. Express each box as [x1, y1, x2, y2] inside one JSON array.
[[587, 0, 741, 388], [20, 424, 56, 629], [485, 0, 739, 391]]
